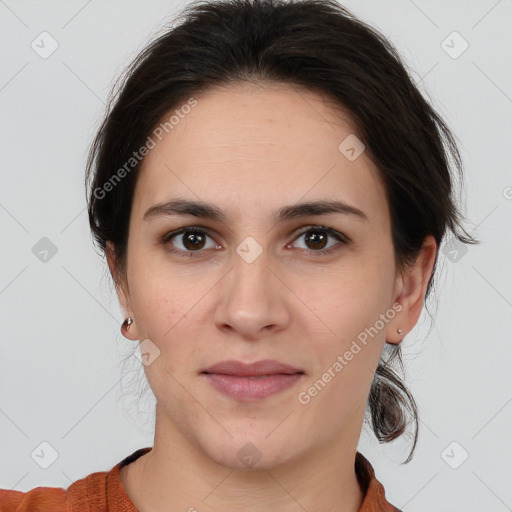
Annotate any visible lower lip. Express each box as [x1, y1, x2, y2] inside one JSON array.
[[203, 373, 303, 401]]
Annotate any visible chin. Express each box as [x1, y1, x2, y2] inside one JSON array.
[[199, 431, 301, 471]]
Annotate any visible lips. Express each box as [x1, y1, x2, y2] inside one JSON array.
[[201, 359, 304, 377], [201, 359, 305, 401]]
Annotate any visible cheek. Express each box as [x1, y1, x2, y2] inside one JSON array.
[[127, 254, 205, 361], [306, 264, 391, 334], [300, 303, 386, 432], [302, 262, 393, 401], [127, 247, 180, 322]]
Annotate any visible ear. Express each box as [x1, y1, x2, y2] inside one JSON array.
[[106, 241, 139, 340], [386, 235, 438, 345]]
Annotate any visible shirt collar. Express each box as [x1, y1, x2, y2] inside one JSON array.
[[110, 447, 401, 511]]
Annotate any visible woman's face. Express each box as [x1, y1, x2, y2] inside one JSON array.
[[110, 82, 432, 470]]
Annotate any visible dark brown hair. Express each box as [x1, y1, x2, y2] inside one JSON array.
[[85, 0, 479, 463]]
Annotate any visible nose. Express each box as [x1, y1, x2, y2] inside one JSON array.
[[213, 245, 290, 341]]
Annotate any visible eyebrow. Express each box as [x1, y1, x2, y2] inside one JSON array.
[[143, 198, 368, 223]]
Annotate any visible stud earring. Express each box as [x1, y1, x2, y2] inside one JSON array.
[[121, 317, 133, 338], [397, 328, 403, 335]]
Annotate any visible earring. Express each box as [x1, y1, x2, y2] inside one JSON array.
[[121, 317, 133, 338], [397, 328, 403, 335]]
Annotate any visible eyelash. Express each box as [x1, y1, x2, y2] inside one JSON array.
[[160, 225, 351, 258]]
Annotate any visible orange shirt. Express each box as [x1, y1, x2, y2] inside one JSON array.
[[0, 447, 402, 511]]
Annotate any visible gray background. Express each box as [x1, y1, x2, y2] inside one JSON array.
[[0, 0, 511, 510]]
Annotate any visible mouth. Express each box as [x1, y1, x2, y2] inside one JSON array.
[[202, 373, 303, 378], [201, 359, 304, 377], [201, 359, 305, 401]]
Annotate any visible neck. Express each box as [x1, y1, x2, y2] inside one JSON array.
[[121, 414, 365, 512]]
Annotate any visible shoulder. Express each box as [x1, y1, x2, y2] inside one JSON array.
[[0, 448, 151, 512], [355, 451, 403, 512], [0, 468, 113, 511], [0, 471, 112, 511], [0, 486, 68, 511]]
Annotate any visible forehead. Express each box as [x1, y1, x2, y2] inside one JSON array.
[[132, 82, 390, 230]]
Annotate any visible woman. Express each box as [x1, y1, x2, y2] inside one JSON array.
[[0, 0, 478, 510]]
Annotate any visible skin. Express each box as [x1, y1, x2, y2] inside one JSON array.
[[108, 81, 437, 512]]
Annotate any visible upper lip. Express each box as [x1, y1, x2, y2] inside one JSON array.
[[202, 359, 304, 377]]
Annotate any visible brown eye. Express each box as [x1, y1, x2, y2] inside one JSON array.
[[290, 226, 349, 256], [181, 231, 206, 251], [303, 229, 328, 250], [162, 227, 217, 254]]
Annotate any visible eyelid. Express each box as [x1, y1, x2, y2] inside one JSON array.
[[161, 225, 215, 243], [292, 225, 351, 244]]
